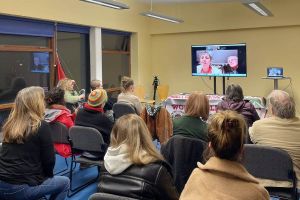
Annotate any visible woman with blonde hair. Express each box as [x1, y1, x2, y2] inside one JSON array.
[[117, 76, 142, 114], [173, 91, 209, 141], [180, 110, 269, 200], [57, 78, 85, 112], [0, 86, 69, 200], [98, 114, 179, 200]]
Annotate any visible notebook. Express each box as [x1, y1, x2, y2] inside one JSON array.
[[267, 67, 283, 78]]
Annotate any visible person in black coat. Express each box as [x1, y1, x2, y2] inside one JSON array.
[[75, 88, 113, 145], [96, 114, 179, 200]]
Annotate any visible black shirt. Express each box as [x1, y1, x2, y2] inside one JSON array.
[[75, 106, 113, 144], [0, 121, 55, 186]]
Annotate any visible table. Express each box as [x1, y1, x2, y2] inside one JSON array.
[[164, 93, 266, 119]]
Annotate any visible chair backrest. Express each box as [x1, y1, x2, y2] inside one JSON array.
[[89, 193, 138, 200], [161, 135, 207, 193], [69, 126, 105, 152], [49, 122, 69, 144], [157, 84, 169, 101], [113, 102, 136, 120], [242, 144, 295, 182]]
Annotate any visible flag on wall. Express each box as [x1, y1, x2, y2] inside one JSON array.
[[56, 52, 66, 81]]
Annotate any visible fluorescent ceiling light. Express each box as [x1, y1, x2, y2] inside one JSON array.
[[140, 11, 184, 23], [243, 2, 273, 17], [81, 0, 129, 9]]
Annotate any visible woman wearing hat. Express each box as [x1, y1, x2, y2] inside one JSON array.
[[75, 89, 113, 146]]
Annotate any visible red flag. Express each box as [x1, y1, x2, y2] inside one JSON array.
[[56, 53, 66, 81]]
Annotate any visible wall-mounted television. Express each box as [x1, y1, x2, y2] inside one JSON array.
[[191, 43, 247, 77], [31, 52, 50, 73]]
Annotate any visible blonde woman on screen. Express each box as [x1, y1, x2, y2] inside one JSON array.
[[196, 52, 222, 75]]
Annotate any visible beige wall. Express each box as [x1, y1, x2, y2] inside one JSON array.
[[151, 26, 300, 98], [149, 0, 300, 113], [0, 0, 153, 95], [1, 0, 300, 107]]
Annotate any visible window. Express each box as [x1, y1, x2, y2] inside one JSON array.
[[57, 32, 90, 92], [102, 30, 131, 92], [0, 33, 52, 105], [0, 16, 90, 111]]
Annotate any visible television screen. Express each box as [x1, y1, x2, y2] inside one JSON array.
[[191, 43, 247, 77], [31, 52, 50, 73]]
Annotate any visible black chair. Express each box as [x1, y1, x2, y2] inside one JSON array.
[[68, 126, 106, 197], [242, 144, 298, 200], [49, 122, 70, 175], [89, 193, 138, 200], [112, 102, 136, 120], [161, 135, 207, 193]]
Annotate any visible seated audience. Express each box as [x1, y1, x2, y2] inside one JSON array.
[[75, 88, 113, 147], [249, 90, 300, 189], [117, 76, 142, 115], [57, 78, 85, 113], [44, 87, 75, 158], [0, 86, 69, 200], [90, 79, 114, 118], [98, 114, 179, 200], [217, 84, 259, 128], [173, 91, 209, 141], [180, 110, 269, 200], [90, 79, 102, 91]]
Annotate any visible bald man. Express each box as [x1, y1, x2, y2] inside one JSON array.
[[249, 90, 300, 189]]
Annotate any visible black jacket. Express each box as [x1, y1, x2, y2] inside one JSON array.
[[75, 105, 113, 144], [161, 135, 207, 193], [0, 121, 55, 186], [98, 161, 179, 200]]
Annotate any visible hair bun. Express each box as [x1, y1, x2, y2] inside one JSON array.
[[223, 118, 239, 131]]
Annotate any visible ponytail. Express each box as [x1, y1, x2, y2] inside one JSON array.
[[208, 110, 246, 161]]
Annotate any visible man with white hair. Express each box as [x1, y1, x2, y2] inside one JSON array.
[[249, 90, 300, 189]]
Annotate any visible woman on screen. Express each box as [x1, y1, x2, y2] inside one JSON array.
[[196, 52, 222, 75]]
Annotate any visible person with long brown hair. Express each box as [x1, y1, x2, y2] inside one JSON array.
[[173, 91, 209, 141], [180, 111, 269, 200], [0, 86, 69, 200], [97, 114, 179, 199]]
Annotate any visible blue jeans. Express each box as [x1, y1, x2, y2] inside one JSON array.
[[0, 176, 70, 200]]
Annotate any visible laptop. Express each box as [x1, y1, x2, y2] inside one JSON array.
[[267, 67, 284, 78]]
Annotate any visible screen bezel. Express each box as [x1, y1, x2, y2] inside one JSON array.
[[191, 43, 247, 77]]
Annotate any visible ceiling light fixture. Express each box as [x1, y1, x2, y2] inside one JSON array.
[[140, 11, 183, 23], [140, 0, 183, 23], [243, 1, 273, 17], [81, 0, 129, 10]]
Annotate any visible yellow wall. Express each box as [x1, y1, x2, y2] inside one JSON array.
[[0, 0, 153, 93], [149, 0, 300, 113], [152, 26, 300, 98], [1, 0, 300, 106]]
